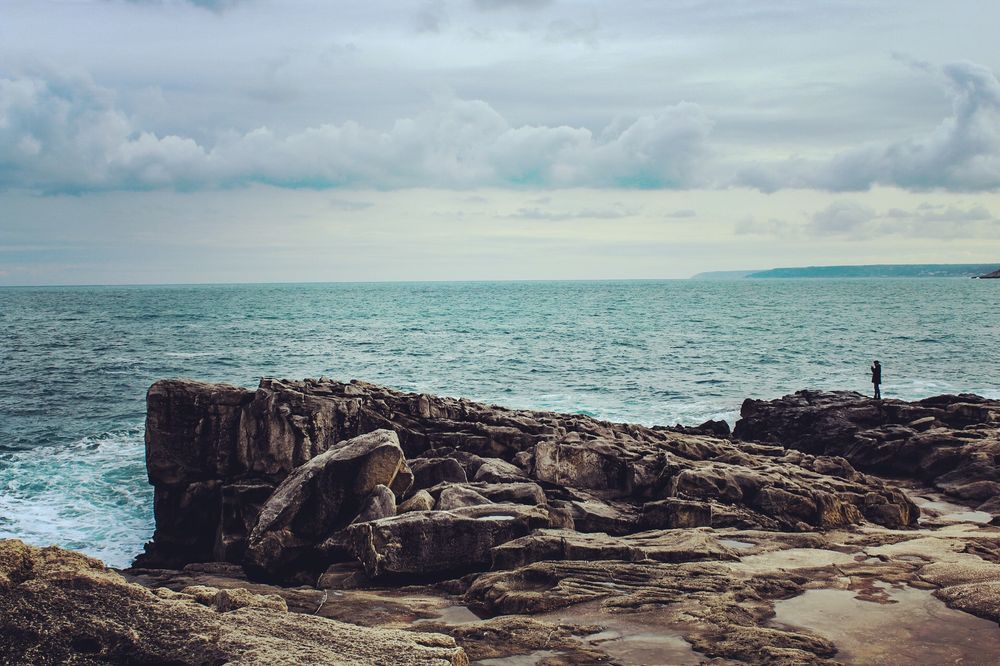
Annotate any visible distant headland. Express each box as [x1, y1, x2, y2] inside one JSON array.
[[692, 263, 1000, 279]]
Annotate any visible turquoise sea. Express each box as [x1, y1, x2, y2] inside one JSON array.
[[2, 279, 999, 566]]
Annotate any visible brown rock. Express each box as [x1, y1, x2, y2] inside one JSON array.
[[245, 430, 406, 580], [0, 539, 469, 666], [347, 507, 543, 578]]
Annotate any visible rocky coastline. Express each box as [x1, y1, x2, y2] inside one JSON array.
[[3, 379, 1000, 665]]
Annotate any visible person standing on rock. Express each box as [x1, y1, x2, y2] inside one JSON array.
[[871, 360, 882, 400]]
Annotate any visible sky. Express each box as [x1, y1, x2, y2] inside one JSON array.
[[1, 0, 999, 285]]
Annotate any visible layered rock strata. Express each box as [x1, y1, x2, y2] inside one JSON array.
[[140, 378, 918, 583], [735, 390, 1000, 512]]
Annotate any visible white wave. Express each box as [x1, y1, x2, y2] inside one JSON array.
[[0, 428, 152, 568]]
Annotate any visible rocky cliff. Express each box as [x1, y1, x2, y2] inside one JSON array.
[[138, 378, 917, 583], [735, 390, 1000, 512]]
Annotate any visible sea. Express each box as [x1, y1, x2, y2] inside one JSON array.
[[2, 279, 999, 567]]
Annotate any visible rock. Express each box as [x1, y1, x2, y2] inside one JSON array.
[[490, 528, 735, 569], [142, 378, 922, 581], [549, 492, 640, 535], [533, 439, 631, 492], [317, 562, 371, 590], [473, 458, 527, 483], [410, 457, 468, 490], [734, 390, 1000, 507], [437, 485, 493, 510], [179, 584, 288, 612], [428, 481, 547, 507], [353, 484, 397, 523], [347, 509, 537, 579], [672, 419, 732, 437], [0, 539, 469, 666], [216, 481, 275, 562], [399, 489, 436, 513], [640, 498, 713, 529], [935, 581, 1000, 622], [245, 430, 406, 581]]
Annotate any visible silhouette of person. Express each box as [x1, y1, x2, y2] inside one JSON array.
[[871, 360, 882, 400]]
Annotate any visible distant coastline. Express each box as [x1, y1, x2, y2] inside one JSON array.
[[692, 263, 1000, 279]]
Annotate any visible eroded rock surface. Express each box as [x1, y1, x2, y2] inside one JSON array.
[[735, 390, 1000, 512], [140, 378, 918, 583], [0, 539, 468, 666]]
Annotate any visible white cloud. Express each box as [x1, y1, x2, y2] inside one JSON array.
[[737, 61, 1000, 192], [1, 53, 999, 195], [0, 73, 712, 192]]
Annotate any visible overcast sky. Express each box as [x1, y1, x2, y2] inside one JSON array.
[[2, 0, 999, 284]]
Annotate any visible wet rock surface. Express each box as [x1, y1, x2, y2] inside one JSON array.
[[10, 378, 1000, 665]]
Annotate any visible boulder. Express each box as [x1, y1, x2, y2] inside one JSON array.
[[437, 486, 493, 510], [245, 430, 406, 580], [533, 440, 632, 492], [641, 498, 713, 529], [491, 528, 736, 569], [428, 481, 547, 507], [398, 489, 436, 513], [348, 507, 542, 578], [474, 458, 527, 483], [409, 457, 468, 490], [353, 485, 397, 524]]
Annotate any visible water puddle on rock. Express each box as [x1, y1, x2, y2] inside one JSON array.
[[474, 650, 563, 666], [413, 604, 482, 626], [908, 491, 992, 524], [718, 538, 755, 550], [535, 601, 701, 666], [771, 584, 1000, 665]]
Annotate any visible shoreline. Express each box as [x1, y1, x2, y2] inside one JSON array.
[[4, 379, 1000, 664]]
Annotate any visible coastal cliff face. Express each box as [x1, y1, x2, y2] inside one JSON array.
[[735, 390, 1000, 512], [139, 378, 917, 582]]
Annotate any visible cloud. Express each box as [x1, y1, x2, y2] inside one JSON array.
[[506, 204, 638, 221], [738, 61, 1000, 192], [121, 0, 245, 11], [3, 58, 999, 195], [813, 200, 999, 239], [414, 0, 448, 33], [665, 208, 697, 218], [473, 0, 553, 10], [739, 200, 998, 240], [328, 197, 373, 211], [734, 216, 793, 236], [809, 201, 876, 236], [0, 72, 712, 193]]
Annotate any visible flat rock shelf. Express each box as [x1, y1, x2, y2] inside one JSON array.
[[2, 378, 1000, 665]]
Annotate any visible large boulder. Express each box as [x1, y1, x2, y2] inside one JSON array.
[[533, 439, 632, 492], [245, 430, 407, 581], [348, 505, 549, 578]]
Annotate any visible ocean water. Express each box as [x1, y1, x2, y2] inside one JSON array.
[[2, 279, 999, 566]]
